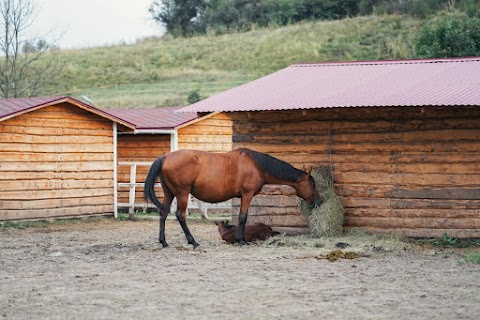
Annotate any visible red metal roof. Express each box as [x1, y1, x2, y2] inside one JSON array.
[[103, 107, 197, 130], [179, 57, 480, 113], [0, 96, 135, 129]]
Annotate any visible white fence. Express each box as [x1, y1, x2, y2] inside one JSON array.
[[116, 161, 232, 219]]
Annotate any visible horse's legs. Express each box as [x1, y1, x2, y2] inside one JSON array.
[[175, 194, 200, 248], [159, 184, 174, 248], [235, 193, 254, 245]]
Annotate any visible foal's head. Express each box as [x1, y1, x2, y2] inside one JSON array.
[[295, 167, 323, 208]]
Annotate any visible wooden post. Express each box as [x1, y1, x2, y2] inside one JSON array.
[[128, 163, 137, 220]]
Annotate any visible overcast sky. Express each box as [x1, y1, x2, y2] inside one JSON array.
[[32, 0, 162, 49]]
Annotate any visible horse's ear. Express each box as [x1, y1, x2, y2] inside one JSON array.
[[306, 166, 312, 175]]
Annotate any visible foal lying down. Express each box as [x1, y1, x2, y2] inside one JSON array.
[[215, 221, 280, 244]]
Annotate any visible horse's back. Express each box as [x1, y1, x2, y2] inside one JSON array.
[[162, 149, 243, 202]]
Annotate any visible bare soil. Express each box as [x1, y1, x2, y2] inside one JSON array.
[[1, 218, 479, 320]]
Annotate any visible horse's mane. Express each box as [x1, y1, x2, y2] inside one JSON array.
[[238, 148, 305, 182]]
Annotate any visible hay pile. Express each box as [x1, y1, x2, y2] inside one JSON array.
[[297, 166, 345, 237]]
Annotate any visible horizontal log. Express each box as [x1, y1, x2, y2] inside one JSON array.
[[231, 106, 480, 122], [0, 195, 113, 210], [346, 216, 480, 229], [338, 185, 480, 200], [0, 124, 112, 136], [335, 172, 480, 186], [3, 117, 112, 130], [231, 195, 298, 208], [390, 187, 480, 200], [0, 133, 112, 144], [242, 206, 302, 216], [2, 179, 113, 192], [178, 135, 232, 143], [0, 152, 113, 162], [117, 149, 170, 158], [18, 104, 111, 120], [231, 213, 308, 228], [0, 171, 113, 181], [0, 161, 113, 172], [0, 205, 113, 221], [177, 143, 232, 152], [348, 208, 480, 219], [0, 188, 112, 201], [343, 197, 480, 210], [333, 162, 480, 174], [359, 227, 480, 238], [0, 143, 112, 153], [117, 140, 170, 148], [233, 114, 480, 134], [234, 139, 480, 154]]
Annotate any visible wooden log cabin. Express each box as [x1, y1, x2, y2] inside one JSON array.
[[0, 96, 135, 221], [104, 108, 233, 211], [179, 57, 480, 238]]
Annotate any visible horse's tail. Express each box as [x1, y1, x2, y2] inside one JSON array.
[[144, 156, 168, 211]]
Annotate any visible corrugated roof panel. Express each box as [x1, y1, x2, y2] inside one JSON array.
[[104, 107, 197, 130], [178, 57, 480, 113]]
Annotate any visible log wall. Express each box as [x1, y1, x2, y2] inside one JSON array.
[[178, 113, 232, 152], [231, 106, 480, 238], [0, 103, 115, 220]]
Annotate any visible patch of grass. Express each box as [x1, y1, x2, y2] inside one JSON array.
[[411, 234, 480, 249], [465, 252, 480, 264]]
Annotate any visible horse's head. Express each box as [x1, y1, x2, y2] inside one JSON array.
[[296, 167, 323, 209], [214, 221, 235, 236]]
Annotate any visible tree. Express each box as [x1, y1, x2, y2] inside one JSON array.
[[149, 0, 206, 37], [415, 11, 480, 58], [0, 0, 62, 98]]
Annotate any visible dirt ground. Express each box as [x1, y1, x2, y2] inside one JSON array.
[[1, 218, 479, 320]]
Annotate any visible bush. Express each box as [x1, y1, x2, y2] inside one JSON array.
[[415, 11, 480, 57]]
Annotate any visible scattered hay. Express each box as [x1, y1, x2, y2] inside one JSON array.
[[317, 250, 365, 262], [297, 166, 345, 237]]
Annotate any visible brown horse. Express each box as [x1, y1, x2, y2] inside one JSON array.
[[215, 221, 280, 244], [144, 148, 322, 248]]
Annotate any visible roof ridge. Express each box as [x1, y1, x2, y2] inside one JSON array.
[[292, 57, 480, 68]]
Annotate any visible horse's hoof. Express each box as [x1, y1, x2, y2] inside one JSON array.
[[160, 241, 169, 248], [191, 242, 200, 249], [238, 240, 248, 246]]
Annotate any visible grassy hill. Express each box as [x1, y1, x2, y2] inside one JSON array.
[[47, 14, 422, 108]]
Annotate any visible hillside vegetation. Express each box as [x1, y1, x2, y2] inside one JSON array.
[[49, 15, 421, 108]]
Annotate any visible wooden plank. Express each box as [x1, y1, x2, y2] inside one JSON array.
[[231, 213, 308, 228], [348, 208, 480, 219], [0, 195, 113, 210], [1, 179, 113, 192], [0, 133, 112, 144], [360, 227, 480, 238], [334, 172, 480, 186], [2, 117, 112, 130], [0, 188, 112, 200], [0, 171, 113, 181], [0, 143, 112, 153], [343, 197, 480, 209], [0, 152, 113, 162], [0, 205, 113, 221], [346, 216, 480, 229], [0, 161, 113, 172], [0, 124, 112, 136]]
